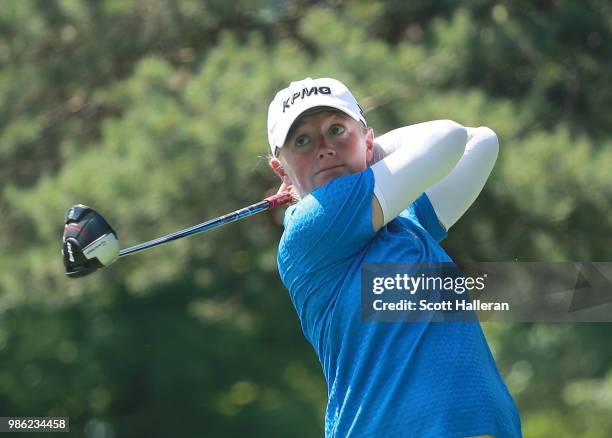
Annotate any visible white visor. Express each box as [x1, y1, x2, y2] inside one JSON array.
[[267, 77, 366, 156]]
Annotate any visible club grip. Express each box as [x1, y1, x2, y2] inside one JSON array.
[[264, 192, 293, 209]]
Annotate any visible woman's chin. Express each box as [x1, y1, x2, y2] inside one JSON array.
[[316, 167, 348, 186]]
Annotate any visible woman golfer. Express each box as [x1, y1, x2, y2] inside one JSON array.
[[268, 78, 522, 438]]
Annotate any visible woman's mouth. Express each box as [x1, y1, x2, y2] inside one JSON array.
[[315, 164, 344, 176]]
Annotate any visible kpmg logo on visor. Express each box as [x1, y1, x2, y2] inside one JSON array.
[[282, 86, 332, 112]]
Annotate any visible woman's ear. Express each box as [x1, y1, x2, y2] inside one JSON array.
[[269, 157, 292, 186], [365, 127, 375, 164]]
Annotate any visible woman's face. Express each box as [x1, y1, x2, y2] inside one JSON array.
[[272, 110, 374, 197]]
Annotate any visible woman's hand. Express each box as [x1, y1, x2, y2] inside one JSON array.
[[276, 181, 300, 204]]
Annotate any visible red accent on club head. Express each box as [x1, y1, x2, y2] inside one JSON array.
[[63, 224, 82, 239]]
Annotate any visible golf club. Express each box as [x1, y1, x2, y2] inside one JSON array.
[[62, 192, 293, 278]]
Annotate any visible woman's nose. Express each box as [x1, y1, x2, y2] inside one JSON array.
[[317, 136, 336, 159]]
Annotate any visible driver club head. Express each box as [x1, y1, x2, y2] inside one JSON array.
[[62, 204, 120, 278]]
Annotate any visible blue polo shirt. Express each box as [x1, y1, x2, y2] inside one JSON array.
[[277, 168, 522, 437]]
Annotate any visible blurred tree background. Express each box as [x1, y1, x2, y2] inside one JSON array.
[[0, 0, 611, 436]]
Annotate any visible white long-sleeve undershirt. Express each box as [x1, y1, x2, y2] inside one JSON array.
[[371, 121, 499, 230]]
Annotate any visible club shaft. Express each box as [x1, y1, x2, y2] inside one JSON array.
[[118, 193, 291, 257]]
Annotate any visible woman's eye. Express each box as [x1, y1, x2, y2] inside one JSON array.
[[329, 124, 345, 136], [295, 135, 311, 147]]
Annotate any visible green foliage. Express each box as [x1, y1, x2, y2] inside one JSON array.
[[0, 0, 610, 436]]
